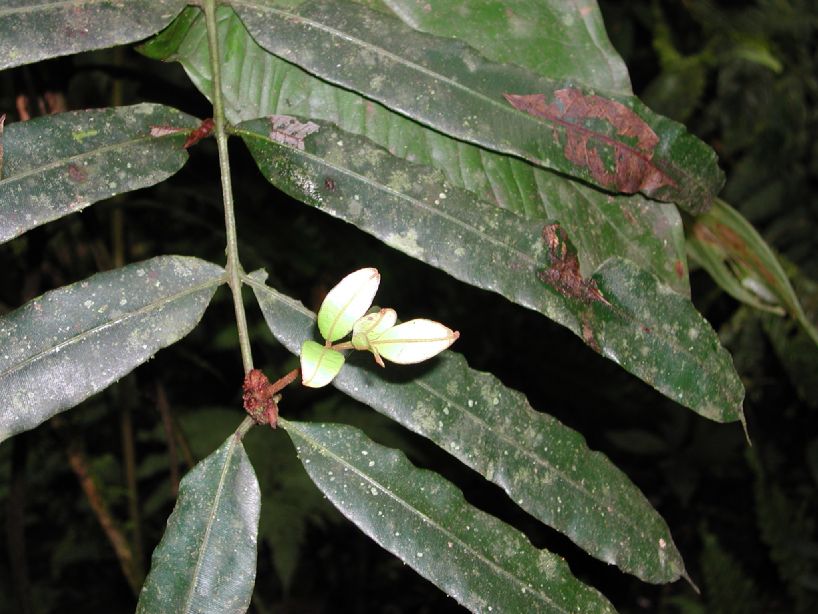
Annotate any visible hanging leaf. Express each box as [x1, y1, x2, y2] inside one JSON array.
[[0, 104, 199, 244], [141, 6, 690, 295], [248, 274, 690, 583], [300, 340, 345, 388], [283, 419, 617, 614], [231, 0, 722, 212], [0, 0, 187, 70], [316, 267, 380, 342], [0, 256, 224, 442], [239, 119, 743, 422], [137, 430, 260, 614]]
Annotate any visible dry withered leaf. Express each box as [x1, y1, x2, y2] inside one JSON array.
[[504, 88, 675, 195], [539, 223, 609, 306]]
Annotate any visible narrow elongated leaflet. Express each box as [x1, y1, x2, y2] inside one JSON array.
[[0, 256, 224, 442], [0, 104, 199, 244], [232, 0, 723, 211], [137, 431, 260, 614], [0, 0, 187, 70], [316, 267, 380, 342], [238, 118, 743, 422], [283, 419, 617, 614], [141, 7, 690, 295], [248, 274, 689, 583]]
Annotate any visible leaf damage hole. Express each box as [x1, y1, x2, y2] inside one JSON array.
[[538, 223, 610, 306], [504, 88, 675, 195], [269, 115, 320, 150]]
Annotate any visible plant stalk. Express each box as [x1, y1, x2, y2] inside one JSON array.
[[204, 0, 254, 374]]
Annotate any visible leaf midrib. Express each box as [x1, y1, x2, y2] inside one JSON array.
[[183, 433, 243, 613], [0, 128, 186, 188], [0, 275, 224, 379], [236, 127, 537, 264]]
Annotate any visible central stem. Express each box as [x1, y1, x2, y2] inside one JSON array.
[[204, 0, 254, 374]]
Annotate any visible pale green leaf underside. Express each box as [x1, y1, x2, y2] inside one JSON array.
[[283, 419, 616, 614], [249, 273, 688, 583], [137, 431, 260, 614], [142, 6, 689, 295], [0, 104, 199, 244], [232, 0, 722, 212], [0, 0, 187, 70], [300, 340, 345, 388], [0, 256, 224, 442], [240, 121, 743, 422], [316, 267, 380, 342]]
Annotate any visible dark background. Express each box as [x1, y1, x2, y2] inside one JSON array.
[[1, 1, 816, 612]]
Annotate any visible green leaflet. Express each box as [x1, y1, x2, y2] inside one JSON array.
[[239, 119, 743, 422], [232, 0, 722, 212], [283, 419, 617, 614], [0, 104, 199, 244], [137, 430, 260, 614], [316, 267, 380, 342], [0, 0, 187, 70], [376, 0, 632, 93], [0, 256, 224, 442], [140, 5, 690, 295], [249, 273, 689, 583]]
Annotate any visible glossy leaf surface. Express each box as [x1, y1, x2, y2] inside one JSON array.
[[233, 0, 722, 211], [378, 0, 632, 93], [0, 104, 199, 244], [0, 0, 187, 70], [141, 6, 689, 295], [0, 256, 224, 442], [137, 431, 260, 614], [249, 274, 688, 583], [316, 267, 380, 342], [300, 340, 345, 388], [283, 419, 616, 614], [240, 120, 743, 421]]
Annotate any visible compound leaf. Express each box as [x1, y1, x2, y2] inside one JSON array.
[[240, 121, 744, 422], [141, 6, 690, 294], [249, 274, 690, 583]]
